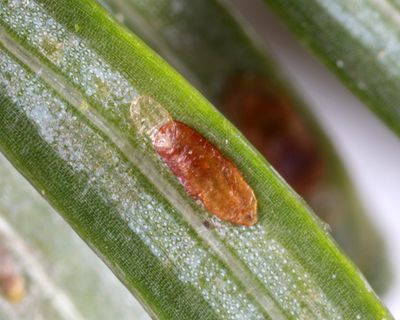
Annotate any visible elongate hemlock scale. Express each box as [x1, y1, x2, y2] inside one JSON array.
[[0, 247, 25, 304], [130, 96, 257, 226], [221, 74, 324, 199]]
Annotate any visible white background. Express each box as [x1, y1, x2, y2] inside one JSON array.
[[229, 0, 400, 317]]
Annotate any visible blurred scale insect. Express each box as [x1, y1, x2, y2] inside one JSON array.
[[221, 74, 324, 199], [130, 96, 257, 226], [0, 247, 25, 303]]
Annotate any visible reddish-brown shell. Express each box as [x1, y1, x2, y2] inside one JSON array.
[[153, 120, 257, 226]]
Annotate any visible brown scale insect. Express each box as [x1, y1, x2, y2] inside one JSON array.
[[0, 248, 25, 303], [130, 96, 257, 226], [220, 74, 324, 199]]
